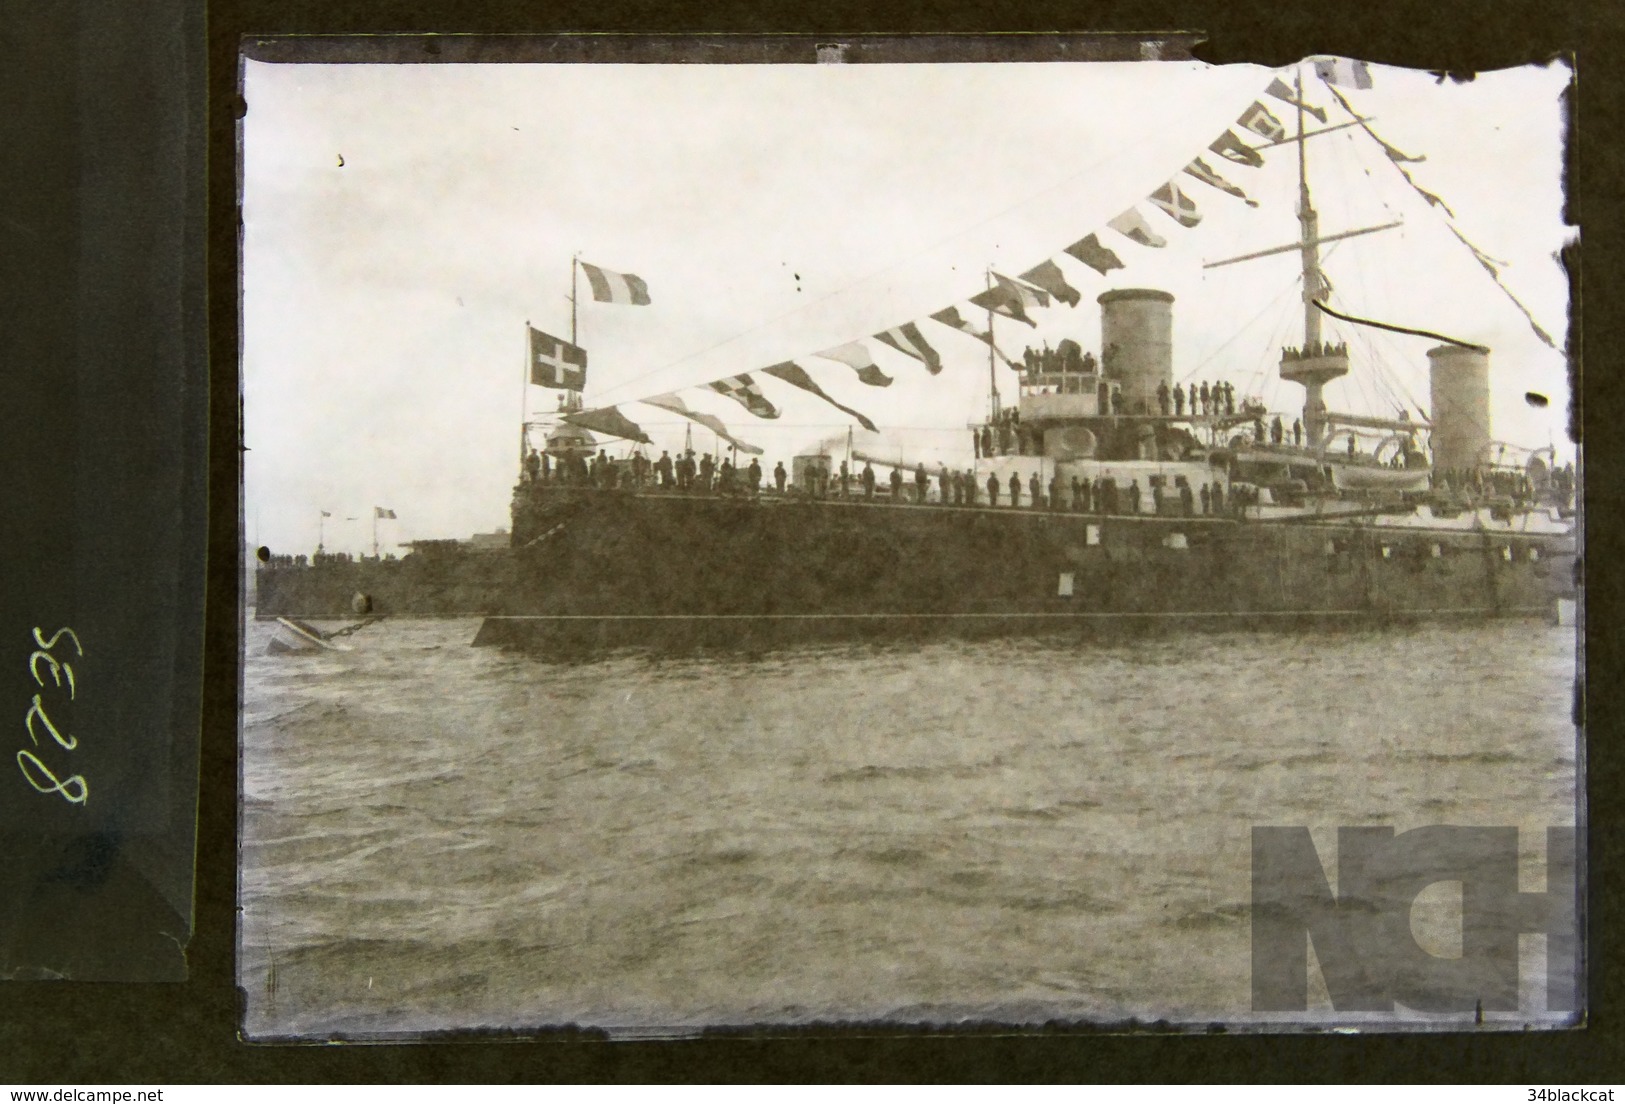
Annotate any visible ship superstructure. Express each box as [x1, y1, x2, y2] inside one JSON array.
[[255, 61, 1576, 648]]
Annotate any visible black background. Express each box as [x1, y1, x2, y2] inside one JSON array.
[[3, 0, 1621, 1083], [0, 1, 205, 980]]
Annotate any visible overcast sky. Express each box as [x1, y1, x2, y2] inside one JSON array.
[[243, 57, 1572, 554]]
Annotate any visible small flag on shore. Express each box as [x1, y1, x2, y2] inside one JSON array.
[[374, 507, 397, 519], [580, 261, 651, 305], [529, 326, 587, 391]]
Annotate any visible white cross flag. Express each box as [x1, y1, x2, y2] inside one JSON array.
[[528, 326, 587, 391]]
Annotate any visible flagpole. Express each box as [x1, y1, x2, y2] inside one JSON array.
[[317, 510, 325, 555], [986, 268, 999, 421], [372, 510, 378, 559], [1295, 66, 1321, 351], [569, 254, 581, 412], [519, 319, 531, 476]]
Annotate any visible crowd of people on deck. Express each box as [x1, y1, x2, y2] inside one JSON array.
[[1432, 464, 1574, 509], [1155, 380, 1238, 419], [963, 379, 1245, 462], [260, 550, 399, 569], [1021, 342, 1097, 380], [522, 445, 1249, 518], [520, 435, 1578, 519], [974, 409, 1041, 459], [1238, 414, 1306, 448], [526, 446, 777, 495]]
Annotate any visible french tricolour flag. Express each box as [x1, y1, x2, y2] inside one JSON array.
[[580, 261, 651, 305]]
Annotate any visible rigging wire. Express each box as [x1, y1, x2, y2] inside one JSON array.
[[1312, 298, 1485, 352], [1180, 277, 1302, 385], [1320, 76, 1561, 352]]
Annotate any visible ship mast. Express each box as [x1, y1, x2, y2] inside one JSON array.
[[566, 254, 582, 415], [1275, 63, 1347, 448], [985, 268, 1000, 420], [1296, 68, 1322, 351], [1204, 66, 1415, 449]]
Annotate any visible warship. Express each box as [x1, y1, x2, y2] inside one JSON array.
[[255, 68, 1578, 651]]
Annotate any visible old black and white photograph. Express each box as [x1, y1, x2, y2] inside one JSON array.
[[239, 50, 1579, 1038]]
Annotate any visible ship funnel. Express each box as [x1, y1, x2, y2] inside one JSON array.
[[1098, 289, 1173, 417], [1427, 343, 1492, 472]]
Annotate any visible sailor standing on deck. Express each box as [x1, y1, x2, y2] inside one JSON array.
[[889, 466, 903, 500], [1071, 476, 1083, 511], [1157, 380, 1171, 416], [525, 447, 541, 483], [987, 472, 999, 507], [1128, 479, 1142, 514], [748, 458, 762, 495], [915, 463, 929, 504], [964, 469, 978, 507], [773, 460, 786, 494], [1009, 471, 1022, 508], [862, 462, 876, 500], [939, 465, 951, 506], [1200, 482, 1211, 515], [1030, 472, 1043, 509]]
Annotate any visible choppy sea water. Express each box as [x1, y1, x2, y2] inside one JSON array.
[[240, 617, 1579, 1038]]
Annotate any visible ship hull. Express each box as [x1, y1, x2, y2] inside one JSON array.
[[256, 487, 1576, 653]]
